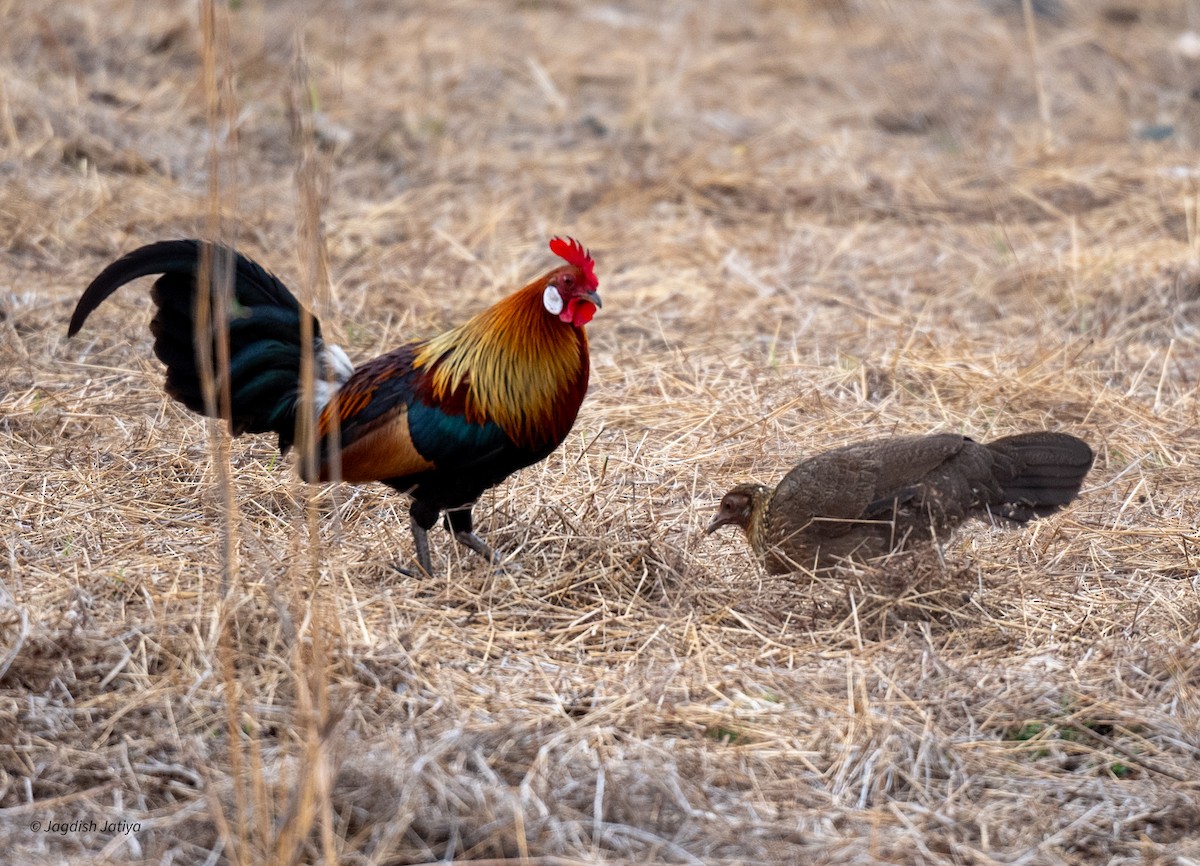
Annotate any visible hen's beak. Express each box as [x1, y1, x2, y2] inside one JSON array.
[[705, 510, 730, 535]]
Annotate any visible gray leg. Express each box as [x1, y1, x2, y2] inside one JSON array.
[[454, 530, 500, 564], [446, 506, 502, 565], [392, 500, 440, 578], [411, 515, 434, 576]]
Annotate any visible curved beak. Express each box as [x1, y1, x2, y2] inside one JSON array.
[[582, 290, 602, 309], [705, 511, 730, 535]]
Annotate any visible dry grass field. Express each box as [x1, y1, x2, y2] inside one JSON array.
[[3, 0, 1200, 863]]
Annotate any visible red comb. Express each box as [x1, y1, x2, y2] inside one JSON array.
[[549, 236, 597, 289]]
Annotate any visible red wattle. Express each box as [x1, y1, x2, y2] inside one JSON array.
[[560, 299, 596, 327]]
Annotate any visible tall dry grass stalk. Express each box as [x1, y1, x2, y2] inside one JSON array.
[[191, 4, 342, 864]]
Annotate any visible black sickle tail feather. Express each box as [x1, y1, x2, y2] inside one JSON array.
[[985, 432, 1095, 521], [69, 239, 324, 452]]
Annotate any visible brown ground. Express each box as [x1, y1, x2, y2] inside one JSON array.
[[3, 1, 1199, 863]]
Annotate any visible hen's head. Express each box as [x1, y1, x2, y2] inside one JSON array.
[[542, 236, 601, 328], [706, 483, 772, 535]]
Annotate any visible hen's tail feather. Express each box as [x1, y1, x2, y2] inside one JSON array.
[[69, 239, 338, 451], [985, 432, 1095, 520]]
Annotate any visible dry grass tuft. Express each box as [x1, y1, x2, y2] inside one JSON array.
[[3, 0, 1200, 863]]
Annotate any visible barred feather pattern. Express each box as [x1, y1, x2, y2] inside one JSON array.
[[739, 484, 775, 560]]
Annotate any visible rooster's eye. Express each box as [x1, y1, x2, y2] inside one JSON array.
[[561, 274, 574, 289]]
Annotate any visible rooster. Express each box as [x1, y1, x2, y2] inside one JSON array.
[[68, 237, 601, 575]]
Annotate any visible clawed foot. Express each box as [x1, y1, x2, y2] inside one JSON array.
[[387, 531, 512, 578], [453, 530, 499, 563], [456, 530, 524, 575], [387, 553, 517, 578], [387, 560, 429, 578]]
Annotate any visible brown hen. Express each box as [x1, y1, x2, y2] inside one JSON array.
[[707, 432, 1094, 574]]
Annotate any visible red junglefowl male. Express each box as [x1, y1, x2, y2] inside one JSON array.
[[707, 432, 1093, 574], [68, 237, 601, 576]]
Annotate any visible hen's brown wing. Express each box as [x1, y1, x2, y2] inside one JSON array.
[[771, 434, 970, 533]]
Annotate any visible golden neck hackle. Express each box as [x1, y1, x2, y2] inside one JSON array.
[[415, 280, 589, 448]]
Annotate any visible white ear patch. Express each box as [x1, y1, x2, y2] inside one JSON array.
[[542, 285, 564, 315]]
